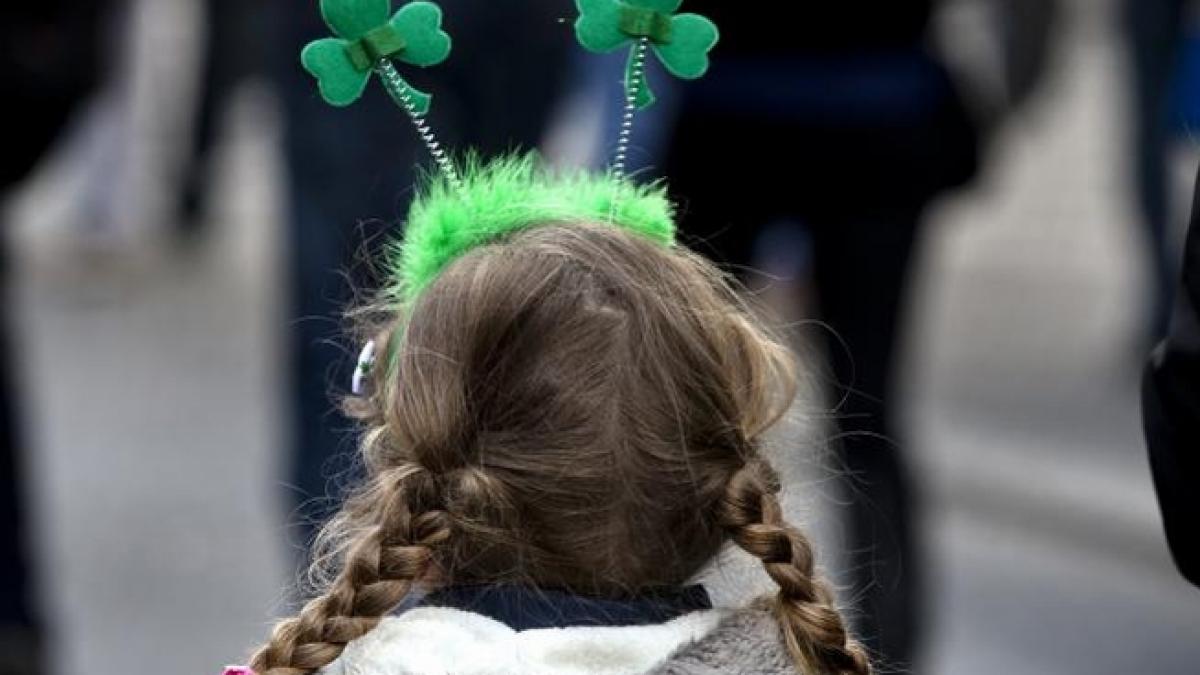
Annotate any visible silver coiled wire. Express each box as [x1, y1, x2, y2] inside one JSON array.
[[612, 37, 649, 179], [377, 59, 464, 192]]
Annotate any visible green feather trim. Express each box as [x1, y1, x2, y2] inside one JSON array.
[[388, 153, 677, 303]]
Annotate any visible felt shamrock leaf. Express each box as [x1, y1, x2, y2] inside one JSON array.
[[575, 0, 718, 109], [301, 0, 451, 113]]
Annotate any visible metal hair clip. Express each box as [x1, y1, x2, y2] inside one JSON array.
[[352, 339, 378, 396]]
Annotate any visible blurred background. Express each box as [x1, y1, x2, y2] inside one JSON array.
[[2, 0, 1199, 674]]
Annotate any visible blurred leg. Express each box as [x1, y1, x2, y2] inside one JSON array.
[[999, 0, 1061, 110], [810, 213, 922, 668], [660, 112, 766, 267], [0, 261, 42, 673], [180, 0, 258, 230], [1125, 0, 1186, 338], [666, 104, 928, 666]]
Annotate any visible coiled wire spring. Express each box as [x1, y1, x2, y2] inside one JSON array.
[[377, 59, 464, 193]]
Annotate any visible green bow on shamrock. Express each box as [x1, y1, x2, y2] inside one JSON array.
[[575, 0, 718, 110], [301, 0, 451, 113]]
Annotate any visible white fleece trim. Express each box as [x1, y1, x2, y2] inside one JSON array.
[[323, 607, 729, 675]]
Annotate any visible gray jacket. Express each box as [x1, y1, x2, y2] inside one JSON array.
[[650, 611, 796, 675]]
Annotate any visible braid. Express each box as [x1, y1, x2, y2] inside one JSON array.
[[250, 466, 452, 675], [720, 460, 872, 675]]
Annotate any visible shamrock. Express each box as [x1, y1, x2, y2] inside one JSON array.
[[575, 0, 718, 109], [301, 0, 451, 113]]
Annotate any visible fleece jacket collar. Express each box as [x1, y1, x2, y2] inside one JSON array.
[[322, 606, 730, 675]]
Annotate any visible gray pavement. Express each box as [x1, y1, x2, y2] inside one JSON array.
[[7, 1, 1200, 674]]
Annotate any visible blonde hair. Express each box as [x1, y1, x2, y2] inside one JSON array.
[[251, 223, 870, 675]]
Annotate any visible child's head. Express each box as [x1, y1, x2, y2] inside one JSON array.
[[251, 160, 869, 675]]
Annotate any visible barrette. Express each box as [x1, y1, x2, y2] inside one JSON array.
[[352, 339, 378, 396]]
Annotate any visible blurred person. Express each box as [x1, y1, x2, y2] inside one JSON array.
[[271, 0, 572, 551], [232, 156, 873, 675], [1124, 0, 1191, 339], [661, 2, 983, 668], [0, 2, 107, 673], [1143, 164, 1200, 589]]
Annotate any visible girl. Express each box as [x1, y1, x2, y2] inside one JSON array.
[[235, 157, 871, 675]]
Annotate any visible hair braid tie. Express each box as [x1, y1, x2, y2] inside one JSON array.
[[250, 466, 452, 675], [720, 460, 872, 675]]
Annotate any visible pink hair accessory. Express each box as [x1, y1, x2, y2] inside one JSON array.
[[223, 667, 255, 675]]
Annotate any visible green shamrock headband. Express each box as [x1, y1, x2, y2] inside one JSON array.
[[350, 153, 676, 394], [389, 153, 676, 304], [300, 0, 718, 182], [297, 1, 717, 389]]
